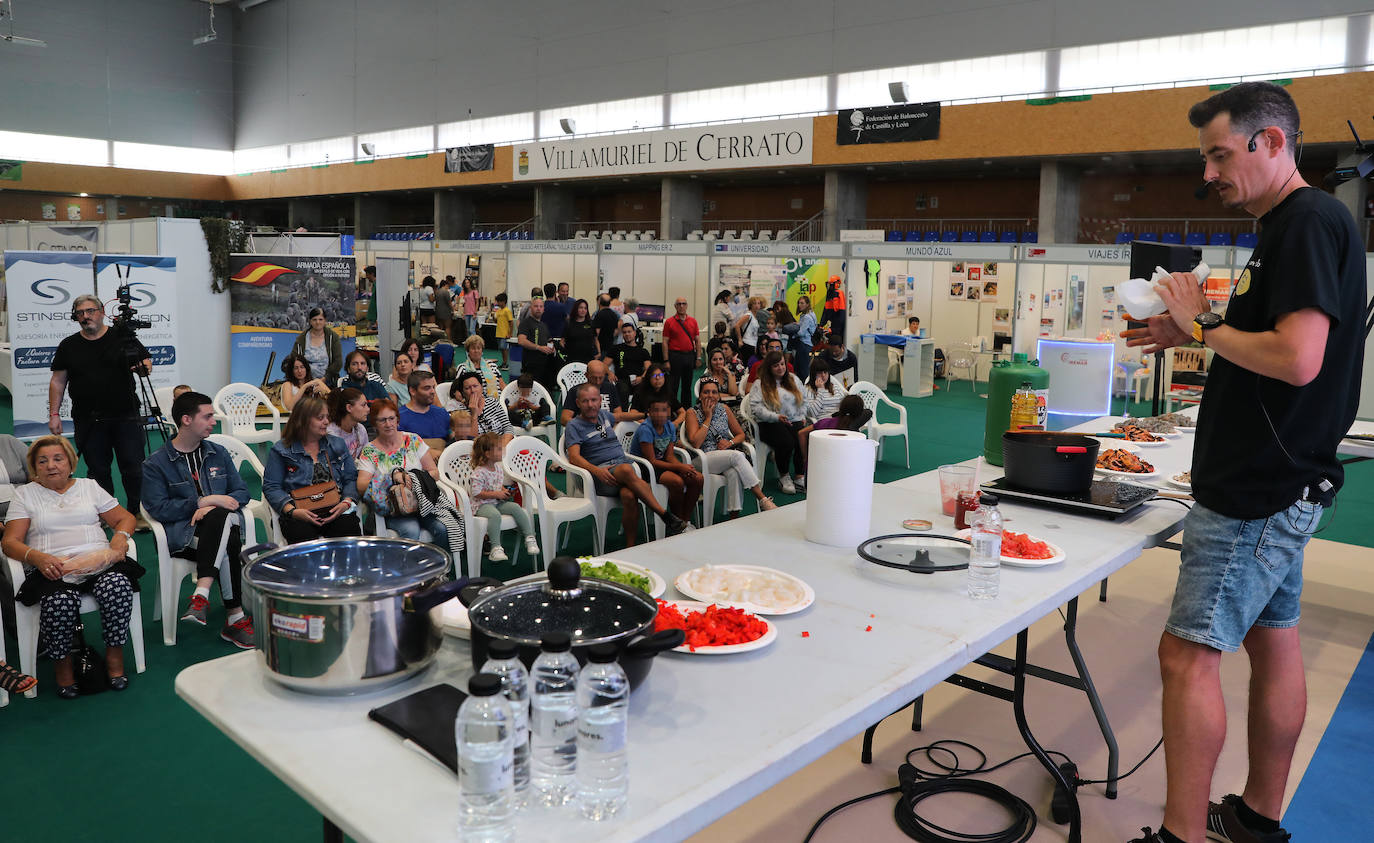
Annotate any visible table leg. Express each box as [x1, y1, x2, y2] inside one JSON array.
[[323, 817, 343, 843], [1012, 629, 1082, 843], [1099, 577, 1109, 602], [1063, 598, 1119, 798]]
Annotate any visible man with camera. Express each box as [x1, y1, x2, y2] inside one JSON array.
[[49, 294, 152, 523]]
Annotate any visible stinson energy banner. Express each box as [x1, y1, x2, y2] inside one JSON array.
[[4, 250, 94, 436]]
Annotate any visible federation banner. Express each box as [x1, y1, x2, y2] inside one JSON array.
[[444, 144, 495, 173], [228, 254, 356, 387], [837, 103, 941, 145], [94, 255, 180, 396], [4, 250, 95, 436]]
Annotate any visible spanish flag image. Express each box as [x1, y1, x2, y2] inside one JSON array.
[[230, 261, 297, 286]]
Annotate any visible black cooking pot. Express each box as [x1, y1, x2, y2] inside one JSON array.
[[1002, 431, 1100, 494], [459, 556, 683, 690]]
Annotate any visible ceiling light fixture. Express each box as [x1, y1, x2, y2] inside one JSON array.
[[888, 81, 909, 103], [0, 0, 47, 47]]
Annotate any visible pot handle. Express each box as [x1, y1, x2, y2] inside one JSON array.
[[406, 577, 474, 614], [457, 577, 507, 607], [1056, 446, 1088, 454], [624, 628, 685, 657], [240, 543, 278, 568]]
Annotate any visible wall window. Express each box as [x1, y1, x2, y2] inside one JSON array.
[[836, 52, 1047, 109], [0, 131, 107, 167], [539, 96, 662, 137], [670, 76, 828, 126], [233, 145, 289, 173], [356, 125, 433, 158], [1059, 18, 1348, 93], [288, 136, 353, 167], [113, 142, 233, 175], [437, 112, 536, 147]]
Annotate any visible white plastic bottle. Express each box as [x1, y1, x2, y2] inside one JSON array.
[[455, 673, 515, 842], [967, 492, 1003, 599], [575, 643, 630, 820], [480, 640, 531, 803], [529, 631, 580, 807]]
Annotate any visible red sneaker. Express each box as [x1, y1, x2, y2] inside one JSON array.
[[181, 594, 210, 626], [220, 616, 255, 649]]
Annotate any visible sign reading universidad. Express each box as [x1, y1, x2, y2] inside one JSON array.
[[514, 118, 813, 181]]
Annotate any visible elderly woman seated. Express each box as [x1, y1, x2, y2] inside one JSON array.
[[1, 436, 143, 698]]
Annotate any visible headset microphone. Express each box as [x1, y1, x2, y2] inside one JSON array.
[[1194, 181, 1213, 200]]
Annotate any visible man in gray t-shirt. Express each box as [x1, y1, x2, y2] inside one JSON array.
[[563, 383, 689, 546]]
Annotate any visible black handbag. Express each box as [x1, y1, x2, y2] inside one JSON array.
[[71, 622, 107, 696]]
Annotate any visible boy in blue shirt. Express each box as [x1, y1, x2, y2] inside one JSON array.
[[631, 397, 702, 525]]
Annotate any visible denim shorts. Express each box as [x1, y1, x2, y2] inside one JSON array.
[[1166, 498, 1322, 653]]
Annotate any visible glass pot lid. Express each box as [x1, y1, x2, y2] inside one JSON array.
[[244, 537, 450, 599], [466, 557, 657, 646], [857, 534, 970, 573]]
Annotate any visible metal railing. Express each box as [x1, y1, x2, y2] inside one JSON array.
[[1083, 216, 1259, 245], [468, 218, 535, 238], [867, 217, 1037, 237]]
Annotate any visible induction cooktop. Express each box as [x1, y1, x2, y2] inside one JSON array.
[[981, 477, 1158, 519]]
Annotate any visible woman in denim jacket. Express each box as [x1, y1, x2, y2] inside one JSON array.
[[263, 394, 362, 543]]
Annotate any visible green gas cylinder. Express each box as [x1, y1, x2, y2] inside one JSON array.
[[983, 352, 1050, 466]]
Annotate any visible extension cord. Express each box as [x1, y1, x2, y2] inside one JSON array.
[[1051, 761, 1080, 825]]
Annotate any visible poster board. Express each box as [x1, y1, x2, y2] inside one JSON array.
[[227, 254, 356, 386], [4, 251, 94, 435]]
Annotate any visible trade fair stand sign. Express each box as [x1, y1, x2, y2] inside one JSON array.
[[5, 251, 94, 435]]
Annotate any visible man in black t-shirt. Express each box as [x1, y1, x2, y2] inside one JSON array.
[[593, 294, 620, 352], [49, 294, 152, 520], [610, 322, 650, 391], [516, 297, 557, 393], [1124, 83, 1366, 843], [558, 359, 627, 425]]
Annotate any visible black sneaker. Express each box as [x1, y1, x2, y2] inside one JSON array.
[[1127, 829, 1166, 843], [664, 515, 691, 537], [1206, 795, 1291, 843]]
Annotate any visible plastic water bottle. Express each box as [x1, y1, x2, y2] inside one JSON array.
[[529, 631, 580, 806], [480, 640, 530, 803], [455, 673, 515, 842], [967, 493, 1003, 599], [575, 643, 630, 820]]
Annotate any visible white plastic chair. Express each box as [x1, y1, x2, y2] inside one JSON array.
[[436, 440, 524, 576], [944, 342, 978, 392], [557, 427, 659, 546], [435, 381, 452, 407], [723, 230, 738, 241], [153, 385, 179, 434], [207, 434, 274, 545], [757, 229, 773, 241], [849, 381, 910, 468], [686, 231, 702, 241], [143, 504, 254, 646], [6, 547, 146, 698], [503, 436, 602, 557], [613, 420, 675, 537], [676, 422, 760, 526], [556, 362, 588, 404], [737, 393, 776, 485], [499, 379, 557, 448], [213, 383, 282, 445]]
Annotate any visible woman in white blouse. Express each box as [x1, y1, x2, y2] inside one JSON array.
[[1, 436, 141, 698]]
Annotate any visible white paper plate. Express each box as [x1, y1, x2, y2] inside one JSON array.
[[1092, 439, 1140, 452], [1096, 466, 1159, 480], [1128, 438, 1169, 448], [1167, 473, 1193, 491], [440, 600, 471, 639], [505, 557, 666, 599], [956, 529, 1066, 567], [659, 601, 777, 655], [674, 564, 815, 615]]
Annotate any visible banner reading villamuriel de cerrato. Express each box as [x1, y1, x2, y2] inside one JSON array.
[[4, 250, 95, 436]]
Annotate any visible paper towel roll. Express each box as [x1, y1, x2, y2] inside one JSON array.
[[804, 429, 877, 548]]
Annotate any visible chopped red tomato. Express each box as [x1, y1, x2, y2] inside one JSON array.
[[655, 599, 769, 651], [1001, 530, 1055, 560]]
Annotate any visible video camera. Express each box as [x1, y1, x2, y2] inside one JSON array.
[[112, 283, 153, 333]]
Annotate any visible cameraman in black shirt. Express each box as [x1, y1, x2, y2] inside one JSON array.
[[1124, 82, 1366, 843], [48, 294, 153, 523]]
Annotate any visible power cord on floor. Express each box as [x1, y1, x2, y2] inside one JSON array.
[[803, 736, 1166, 842]]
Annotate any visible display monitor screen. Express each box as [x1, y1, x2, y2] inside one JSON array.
[[635, 303, 666, 324]]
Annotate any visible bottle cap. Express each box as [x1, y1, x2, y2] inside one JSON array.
[[540, 631, 572, 652], [1012, 352, 1028, 363], [487, 640, 518, 660], [979, 493, 999, 506], [1020, 381, 1032, 388], [587, 643, 619, 664], [469, 673, 503, 696]]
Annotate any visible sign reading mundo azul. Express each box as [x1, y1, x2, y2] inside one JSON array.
[[514, 118, 812, 180]]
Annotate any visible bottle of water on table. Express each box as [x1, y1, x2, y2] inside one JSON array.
[[480, 640, 530, 804], [530, 631, 579, 806], [575, 643, 630, 820], [968, 492, 1003, 599], [456, 673, 515, 842]]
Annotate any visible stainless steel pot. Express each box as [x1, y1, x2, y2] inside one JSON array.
[[242, 538, 470, 695]]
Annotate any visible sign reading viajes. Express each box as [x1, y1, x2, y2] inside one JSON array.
[[515, 118, 813, 180], [836, 103, 941, 145], [444, 144, 495, 173], [227, 254, 356, 386], [4, 251, 94, 435], [94, 255, 180, 395]]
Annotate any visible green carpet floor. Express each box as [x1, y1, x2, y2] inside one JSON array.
[[2, 378, 1370, 841]]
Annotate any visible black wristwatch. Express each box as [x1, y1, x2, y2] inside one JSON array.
[[1192, 311, 1222, 344]]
